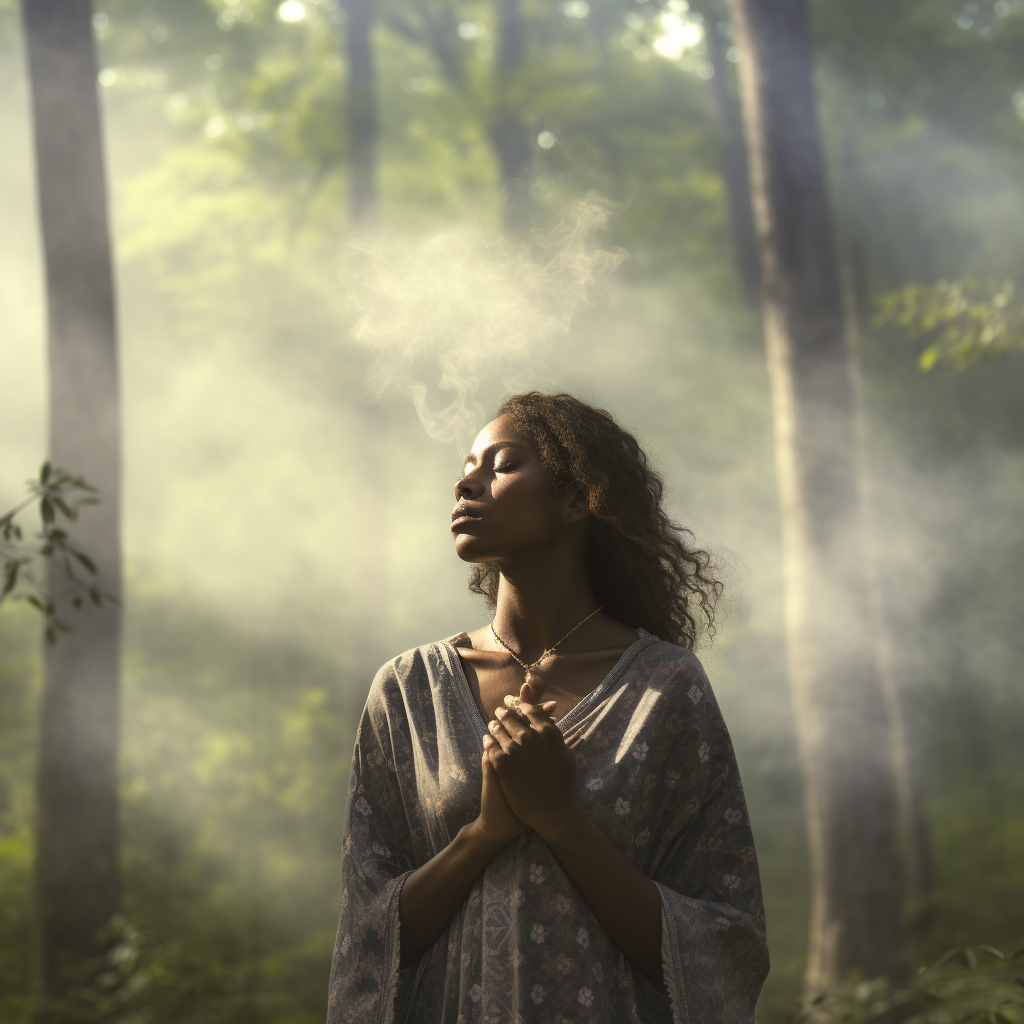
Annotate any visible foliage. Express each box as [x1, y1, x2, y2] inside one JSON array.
[[42, 914, 334, 1024], [2, 0, 1024, 1021], [0, 463, 116, 644], [784, 944, 1024, 1024], [874, 279, 1024, 371]]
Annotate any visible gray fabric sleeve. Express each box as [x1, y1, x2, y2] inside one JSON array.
[[654, 670, 770, 1024], [326, 668, 419, 1024]]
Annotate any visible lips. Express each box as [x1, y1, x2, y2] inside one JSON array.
[[451, 504, 483, 527]]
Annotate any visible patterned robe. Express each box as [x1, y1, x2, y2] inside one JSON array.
[[327, 628, 769, 1023]]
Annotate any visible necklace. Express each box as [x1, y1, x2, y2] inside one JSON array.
[[490, 606, 602, 680]]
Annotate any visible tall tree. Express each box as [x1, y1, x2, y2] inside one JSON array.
[[730, 0, 902, 996], [837, 136, 933, 912], [693, 1, 760, 306], [384, 0, 532, 233], [343, 0, 377, 225], [21, 0, 123, 1013], [490, 0, 533, 235]]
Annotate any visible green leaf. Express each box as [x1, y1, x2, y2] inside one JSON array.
[[72, 596, 82, 609], [89, 588, 102, 606], [40, 461, 51, 484], [978, 946, 1006, 961], [45, 627, 55, 644], [72, 550, 97, 574], [52, 497, 73, 519], [2, 562, 18, 597], [40, 498, 54, 525], [922, 948, 961, 972]]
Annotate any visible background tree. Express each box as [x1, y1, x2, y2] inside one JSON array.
[[20, 0, 123, 1015], [342, 0, 377, 225], [732, 0, 903, 995], [489, 0, 532, 235], [692, 0, 759, 307]]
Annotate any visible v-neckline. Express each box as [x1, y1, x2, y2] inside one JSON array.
[[440, 628, 655, 747]]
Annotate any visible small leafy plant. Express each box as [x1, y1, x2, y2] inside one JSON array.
[[874, 278, 1024, 372], [787, 942, 1024, 1024], [1, 462, 117, 643]]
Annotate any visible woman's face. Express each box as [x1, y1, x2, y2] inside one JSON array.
[[451, 414, 580, 565]]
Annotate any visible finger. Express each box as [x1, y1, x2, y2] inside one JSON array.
[[486, 741, 507, 771], [487, 717, 515, 753], [482, 733, 495, 749], [513, 700, 557, 733], [524, 704, 559, 732], [516, 699, 557, 716], [494, 706, 529, 742]]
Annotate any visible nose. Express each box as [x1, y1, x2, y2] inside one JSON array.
[[455, 469, 484, 501]]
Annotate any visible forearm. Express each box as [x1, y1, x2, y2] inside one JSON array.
[[543, 811, 665, 991], [398, 820, 508, 970]]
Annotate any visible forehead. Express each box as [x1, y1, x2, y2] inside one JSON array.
[[466, 413, 524, 450], [464, 415, 534, 462]]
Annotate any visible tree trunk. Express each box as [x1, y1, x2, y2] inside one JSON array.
[[836, 139, 933, 911], [840, 258, 933, 911], [490, 0, 532, 236], [21, 0, 122, 1013], [731, 0, 902, 996], [698, 6, 760, 306], [344, 0, 377, 226], [936, 588, 990, 774]]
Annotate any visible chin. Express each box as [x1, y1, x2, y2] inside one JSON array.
[[452, 534, 496, 563]]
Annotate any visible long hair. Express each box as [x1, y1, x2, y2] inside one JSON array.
[[468, 392, 722, 649]]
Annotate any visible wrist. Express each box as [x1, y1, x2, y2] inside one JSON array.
[[535, 805, 590, 848], [463, 818, 517, 855]]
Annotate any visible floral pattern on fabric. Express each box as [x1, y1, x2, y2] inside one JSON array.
[[326, 631, 769, 1024]]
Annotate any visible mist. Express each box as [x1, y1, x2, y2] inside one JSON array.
[[1, 1, 1023, 1020]]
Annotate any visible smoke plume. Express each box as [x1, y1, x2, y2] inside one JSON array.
[[347, 194, 628, 448]]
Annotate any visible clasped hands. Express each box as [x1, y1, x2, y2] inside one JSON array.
[[476, 688, 584, 846]]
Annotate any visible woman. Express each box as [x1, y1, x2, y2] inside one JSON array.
[[327, 392, 769, 1024]]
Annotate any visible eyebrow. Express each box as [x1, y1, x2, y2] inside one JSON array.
[[462, 440, 530, 470]]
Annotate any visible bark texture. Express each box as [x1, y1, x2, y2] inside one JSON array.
[[490, 0, 532, 236], [731, 0, 902, 993], [838, 221, 933, 910], [344, 0, 377, 225], [699, 8, 760, 306], [21, 0, 123, 1012]]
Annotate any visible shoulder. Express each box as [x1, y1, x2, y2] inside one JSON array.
[[634, 634, 711, 689], [366, 634, 466, 701], [360, 638, 455, 741], [630, 635, 724, 723]]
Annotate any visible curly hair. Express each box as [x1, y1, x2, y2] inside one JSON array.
[[468, 392, 722, 649]]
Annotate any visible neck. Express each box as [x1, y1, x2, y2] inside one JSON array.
[[491, 546, 599, 659]]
